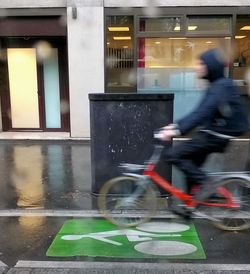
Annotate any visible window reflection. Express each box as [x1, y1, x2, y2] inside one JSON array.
[[187, 16, 231, 34], [106, 16, 135, 92], [11, 146, 45, 208], [233, 15, 250, 92], [138, 37, 231, 119], [139, 17, 182, 32]]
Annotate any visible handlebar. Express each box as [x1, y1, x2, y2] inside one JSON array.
[[153, 128, 165, 140], [154, 132, 165, 140]]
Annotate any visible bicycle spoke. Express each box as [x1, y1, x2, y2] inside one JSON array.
[[98, 176, 158, 227], [198, 178, 250, 231]]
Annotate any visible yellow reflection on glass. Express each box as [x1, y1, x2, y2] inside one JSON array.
[[7, 48, 40, 128]]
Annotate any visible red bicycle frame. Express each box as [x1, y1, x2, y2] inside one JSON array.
[[143, 163, 239, 209]]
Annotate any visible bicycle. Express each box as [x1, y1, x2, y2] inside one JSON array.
[[98, 137, 250, 231]]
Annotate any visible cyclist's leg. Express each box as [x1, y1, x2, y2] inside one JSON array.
[[186, 153, 207, 194], [165, 132, 212, 186], [164, 132, 229, 194]]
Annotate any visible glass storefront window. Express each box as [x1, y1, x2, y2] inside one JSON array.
[[233, 16, 250, 85], [106, 16, 135, 92], [139, 17, 182, 32], [137, 37, 231, 120], [233, 15, 250, 135], [43, 48, 61, 128], [187, 16, 231, 34]]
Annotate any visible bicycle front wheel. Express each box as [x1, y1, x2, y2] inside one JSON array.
[[199, 178, 250, 231], [98, 176, 158, 227]]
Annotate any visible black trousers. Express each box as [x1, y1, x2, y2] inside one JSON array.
[[164, 131, 230, 192]]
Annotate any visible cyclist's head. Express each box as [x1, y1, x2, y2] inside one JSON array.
[[197, 48, 226, 82]]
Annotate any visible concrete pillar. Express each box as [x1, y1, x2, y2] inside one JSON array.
[[67, 5, 104, 138]]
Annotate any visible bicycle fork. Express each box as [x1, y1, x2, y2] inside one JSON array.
[[120, 175, 153, 206]]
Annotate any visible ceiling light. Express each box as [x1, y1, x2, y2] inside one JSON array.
[[113, 36, 131, 40], [123, 46, 128, 48], [174, 26, 180, 31], [240, 26, 250, 30], [108, 27, 130, 32], [169, 37, 187, 40], [149, 66, 167, 68], [224, 37, 231, 39], [155, 41, 161, 44], [235, 36, 246, 39], [188, 26, 197, 31], [206, 41, 212, 44]]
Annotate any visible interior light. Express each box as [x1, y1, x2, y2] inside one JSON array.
[[235, 36, 246, 39], [123, 46, 129, 48], [206, 41, 212, 44], [113, 36, 131, 40], [108, 27, 130, 32], [155, 41, 161, 44], [169, 37, 187, 40], [149, 66, 167, 68], [224, 37, 231, 39], [107, 42, 110, 45], [188, 26, 197, 31], [240, 26, 250, 30], [174, 26, 181, 31]]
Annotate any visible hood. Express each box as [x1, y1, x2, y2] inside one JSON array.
[[199, 48, 225, 82]]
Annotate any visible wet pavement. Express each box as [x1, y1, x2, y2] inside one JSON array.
[[0, 140, 92, 210], [0, 140, 248, 273], [0, 216, 249, 266]]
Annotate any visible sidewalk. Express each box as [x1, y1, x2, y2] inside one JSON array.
[[2, 262, 250, 273]]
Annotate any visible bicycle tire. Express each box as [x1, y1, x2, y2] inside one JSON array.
[[98, 176, 158, 227], [198, 178, 250, 231]]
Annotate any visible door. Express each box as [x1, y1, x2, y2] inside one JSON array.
[[7, 48, 40, 129], [0, 37, 70, 131]]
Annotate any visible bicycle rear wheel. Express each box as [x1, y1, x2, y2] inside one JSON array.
[[98, 176, 158, 227], [198, 178, 250, 231]]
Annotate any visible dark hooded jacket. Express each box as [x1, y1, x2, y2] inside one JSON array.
[[176, 48, 249, 137]]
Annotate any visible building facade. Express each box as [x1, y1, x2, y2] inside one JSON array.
[[0, 0, 249, 139]]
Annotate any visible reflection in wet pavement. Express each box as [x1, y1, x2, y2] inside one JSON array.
[[0, 141, 92, 210]]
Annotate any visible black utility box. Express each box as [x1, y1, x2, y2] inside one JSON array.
[[89, 93, 174, 194]]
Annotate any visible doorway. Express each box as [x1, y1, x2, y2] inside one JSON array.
[[0, 37, 70, 131]]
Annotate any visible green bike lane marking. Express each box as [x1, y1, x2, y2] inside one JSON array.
[[46, 218, 206, 259]]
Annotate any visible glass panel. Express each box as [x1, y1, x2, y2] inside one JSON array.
[[137, 37, 231, 120], [233, 16, 250, 83], [187, 16, 231, 34], [7, 48, 40, 128], [233, 15, 250, 137], [139, 17, 181, 32], [106, 16, 135, 91], [43, 48, 61, 128]]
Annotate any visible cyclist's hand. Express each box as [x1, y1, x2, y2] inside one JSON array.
[[159, 129, 177, 141], [162, 124, 176, 131], [156, 124, 181, 141]]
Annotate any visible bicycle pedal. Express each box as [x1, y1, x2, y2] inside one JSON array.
[[170, 205, 193, 219]]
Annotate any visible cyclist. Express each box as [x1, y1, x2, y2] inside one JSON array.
[[159, 48, 249, 202]]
